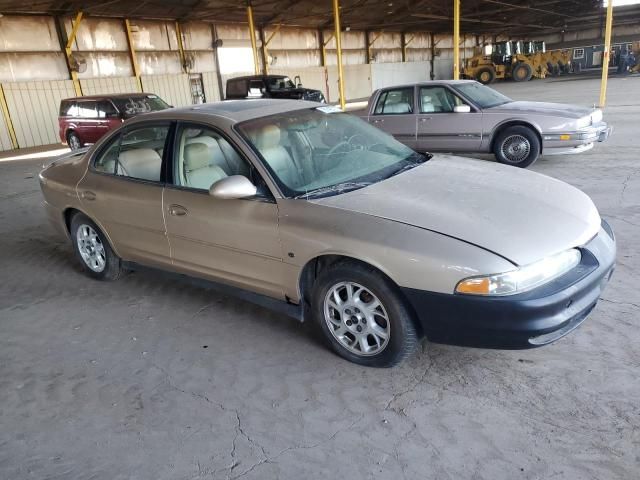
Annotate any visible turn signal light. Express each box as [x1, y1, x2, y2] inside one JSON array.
[[456, 277, 491, 294]]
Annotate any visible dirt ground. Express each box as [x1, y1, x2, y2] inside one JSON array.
[[1, 76, 639, 479]]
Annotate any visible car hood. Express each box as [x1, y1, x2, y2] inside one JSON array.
[[313, 156, 601, 266], [488, 100, 593, 119]]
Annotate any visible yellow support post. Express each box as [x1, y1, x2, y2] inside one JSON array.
[[321, 32, 334, 67], [124, 19, 143, 92], [332, 0, 346, 110], [0, 84, 19, 150], [247, 4, 260, 75], [65, 11, 84, 96], [453, 0, 460, 80], [599, 0, 614, 108], [175, 22, 187, 74]]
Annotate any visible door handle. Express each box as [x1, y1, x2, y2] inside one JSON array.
[[169, 204, 188, 216], [372, 119, 384, 124], [80, 190, 96, 201], [420, 117, 432, 122]]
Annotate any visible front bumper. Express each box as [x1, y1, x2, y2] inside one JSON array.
[[402, 221, 616, 349], [542, 122, 612, 155]]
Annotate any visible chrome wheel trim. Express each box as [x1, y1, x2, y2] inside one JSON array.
[[501, 134, 531, 163], [323, 281, 390, 357], [76, 224, 106, 273], [68, 134, 80, 150]]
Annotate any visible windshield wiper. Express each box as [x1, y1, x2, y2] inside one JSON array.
[[294, 182, 371, 199], [388, 152, 432, 177]]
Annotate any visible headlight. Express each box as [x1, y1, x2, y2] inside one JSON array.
[[591, 109, 603, 124], [576, 116, 591, 129], [455, 249, 581, 296]]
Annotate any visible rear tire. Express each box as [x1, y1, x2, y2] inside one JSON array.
[[493, 126, 540, 168], [67, 131, 82, 151], [311, 261, 418, 367], [512, 62, 533, 82], [475, 67, 496, 85], [70, 213, 125, 281]]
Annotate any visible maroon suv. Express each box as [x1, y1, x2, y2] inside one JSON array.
[[58, 93, 171, 150]]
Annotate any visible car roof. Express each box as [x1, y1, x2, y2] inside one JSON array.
[[132, 99, 322, 123], [61, 93, 160, 102], [227, 75, 288, 81], [377, 80, 478, 90]]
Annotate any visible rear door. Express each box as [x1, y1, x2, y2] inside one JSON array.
[[77, 122, 172, 267], [76, 100, 100, 144], [367, 87, 417, 149], [415, 85, 483, 152]]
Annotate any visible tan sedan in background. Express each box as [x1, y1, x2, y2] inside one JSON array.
[[39, 100, 616, 367]]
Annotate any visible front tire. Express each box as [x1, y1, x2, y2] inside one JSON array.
[[475, 66, 496, 85], [512, 62, 533, 82], [311, 261, 418, 367], [493, 125, 541, 168], [70, 213, 124, 281]]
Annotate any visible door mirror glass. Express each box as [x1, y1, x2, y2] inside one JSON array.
[[209, 175, 257, 199], [454, 105, 471, 113]]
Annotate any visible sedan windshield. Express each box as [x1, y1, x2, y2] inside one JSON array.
[[453, 82, 512, 108], [238, 108, 429, 198]]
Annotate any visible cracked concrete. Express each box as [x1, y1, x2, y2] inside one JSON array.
[[1, 76, 639, 479]]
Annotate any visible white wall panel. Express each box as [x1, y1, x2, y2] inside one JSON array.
[[141, 74, 191, 107], [77, 52, 134, 79], [371, 62, 431, 91], [130, 20, 178, 51], [433, 59, 454, 80], [181, 22, 214, 51], [65, 17, 128, 52], [0, 53, 68, 82], [0, 16, 59, 52], [138, 52, 182, 75], [2, 80, 75, 148], [80, 76, 140, 96]]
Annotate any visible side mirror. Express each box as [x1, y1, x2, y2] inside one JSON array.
[[209, 175, 257, 200], [454, 105, 471, 113]]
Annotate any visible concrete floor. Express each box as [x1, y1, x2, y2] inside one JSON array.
[[1, 76, 639, 480]]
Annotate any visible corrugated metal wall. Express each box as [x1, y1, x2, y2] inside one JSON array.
[[141, 74, 191, 107], [0, 107, 13, 151], [1, 80, 75, 148]]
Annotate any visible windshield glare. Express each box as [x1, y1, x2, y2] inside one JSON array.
[[453, 82, 512, 109], [238, 109, 426, 198], [267, 77, 296, 91]]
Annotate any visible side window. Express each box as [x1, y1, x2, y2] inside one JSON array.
[[77, 101, 97, 118], [93, 125, 170, 182], [59, 101, 77, 117], [573, 48, 585, 60], [374, 88, 414, 115], [97, 101, 118, 118], [173, 125, 251, 191], [419, 87, 464, 113]]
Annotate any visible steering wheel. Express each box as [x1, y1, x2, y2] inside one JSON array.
[[327, 141, 351, 156]]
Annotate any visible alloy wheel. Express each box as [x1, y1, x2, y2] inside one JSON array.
[[76, 224, 106, 272], [501, 134, 531, 163], [323, 281, 390, 356]]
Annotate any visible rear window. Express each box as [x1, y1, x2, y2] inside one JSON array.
[[226, 79, 248, 98], [59, 100, 77, 117], [111, 95, 170, 117]]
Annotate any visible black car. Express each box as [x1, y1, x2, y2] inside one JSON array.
[[225, 75, 326, 103]]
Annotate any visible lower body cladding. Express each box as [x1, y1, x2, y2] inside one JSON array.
[[542, 123, 612, 156], [402, 221, 616, 349]]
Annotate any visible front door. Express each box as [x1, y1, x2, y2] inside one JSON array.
[[415, 85, 483, 152], [163, 122, 284, 298], [367, 86, 417, 149], [77, 123, 172, 267]]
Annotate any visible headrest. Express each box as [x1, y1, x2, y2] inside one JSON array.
[[255, 125, 281, 149], [184, 143, 210, 171]]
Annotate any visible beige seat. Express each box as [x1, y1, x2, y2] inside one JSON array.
[[384, 101, 412, 114], [183, 143, 227, 189], [118, 148, 161, 181], [254, 125, 299, 188]]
